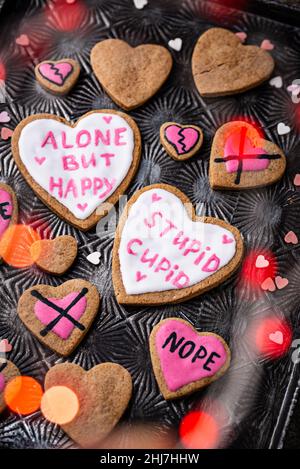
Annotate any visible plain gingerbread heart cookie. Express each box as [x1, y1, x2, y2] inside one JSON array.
[[0, 182, 18, 260], [11, 110, 141, 231], [0, 360, 20, 413], [112, 184, 244, 305], [17, 279, 100, 356], [209, 121, 286, 190], [90, 39, 173, 110], [150, 318, 230, 400], [160, 122, 204, 161], [35, 59, 80, 95], [192, 28, 275, 97], [44, 362, 132, 448], [30, 235, 77, 275]]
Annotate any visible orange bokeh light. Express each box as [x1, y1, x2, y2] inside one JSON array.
[[41, 386, 79, 425], [179, 410, 219, 449], [0, 224, 41, 268], [4, 376, 43, 415]]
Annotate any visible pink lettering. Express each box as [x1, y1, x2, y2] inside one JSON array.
[[173, 231, 190, 250], [76, 130, 91, 148], [99, 178, 115, 199], [41, 131, 58, 149], [81, 178, 92, 196], [62, 131, 73, 149], [172, 272, 190, 289], [62, 155, 79, 171], [81, 153, 96, 168], [144, 212, 163, 229], [64, 179, 78, 198], [154, 257, 171, 273], [115, 127, 127, 146], [160, 220, 177, 238], [49, 177, 63, 198], [141, 249, 159, 268], [183, 240, 202, 257], [100, 153, 115, 167], [127, 239, 143, 256], [93, 178, 103, 195], [194, 252, 205, 266], [202, 254, 220, 273], [95, 129, 110, 146]]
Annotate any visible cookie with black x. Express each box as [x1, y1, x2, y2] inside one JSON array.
[[17, 280, 100, 356]]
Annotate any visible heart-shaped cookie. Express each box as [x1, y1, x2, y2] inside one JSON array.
[[150, 318, 230, 399], [192, 28, 274, 97], [30, 235, 77, 275], [112, 184, 244, 305], [160, 122, 203, 161], [12, 110, 141, 231], [209, 121, 286, 190], [0, 360, 20, 413], [0, 183, 18, 260], [35, 59, 80, 95], [90, 39, 173, 110], [17, 279, 100, 356], [44, 362, 132, 447]]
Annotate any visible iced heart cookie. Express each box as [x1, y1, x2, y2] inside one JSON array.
[[160, 122, 204, 161], [209, 121, 286, 190], [0, 360, 20, 413], [17, 279, 100, 356], [12, 110, 141, 231], [192, 28, 275, 97], [0, 183, 18, 251], [44, 362, 132, 447], [150, 318, 230, 399], [35, 59, 80, 95], [112, 184, 244, 305], [30, 235, 77, 275], [90, 39, 173, 110]]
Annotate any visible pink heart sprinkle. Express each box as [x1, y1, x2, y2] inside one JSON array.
[[136, 271, 147, 282], [260, 39, 274, 51], [222, 234, 234, 244], [261, 277, 276, 292], [0, 339, 12, 353], [294, 174, 300, 186], [152, 193, 162, 203], [284, 231, 298, 245], [269, 331, 283, 345], [77, 203, 88, 212], [1, 127, 13, 140], [0, 111, 10, 123], [103, 116, 112, 124], [275, 276, 289, 290], [255, 255, 269, 269], [16, 34, 30, 46], [34, 157, 46, 165], [235, 32, 247, 42]]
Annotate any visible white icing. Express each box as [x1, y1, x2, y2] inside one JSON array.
[[18, 113, 135, 219], [119, 188, 237, 294]]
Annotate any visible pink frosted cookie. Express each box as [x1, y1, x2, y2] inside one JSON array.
[[0, 360, 20, 413], [35, 59, 80, 95], [150, 318, 231, 399], [160, 122, 204, 161], [0, 182, 18, 260]]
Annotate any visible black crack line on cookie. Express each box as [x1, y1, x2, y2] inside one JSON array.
[[39, 63, 74, 86], [165, 126, 200, 156], [0, 362, 7, 373], [31, 288, 88, 337]]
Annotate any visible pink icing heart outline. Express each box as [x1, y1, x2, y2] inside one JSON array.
[[34, 157, 46, 166], [38, 62, 73, 86], [77, 203, 88, 212], [152, 193, 162, 203], [136, 271, 147, 282], [164, 125, 200, 155], [222, 234, 234, 244]]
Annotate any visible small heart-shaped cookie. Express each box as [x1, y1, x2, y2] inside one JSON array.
[[192, 28, 274, 97], [209, 121, 286, 190], [30, 235, 77, 275], [91, 39, 173, 110], [35, 59, 80, 95], [150, 318, 230, 399], [44, 362, 132, 447], [0, 183, 18, 260], [17, 279, 100, 356], [160, 122, 203, 161], [0, 360, 20, 413], [112, 184, 244, 305]]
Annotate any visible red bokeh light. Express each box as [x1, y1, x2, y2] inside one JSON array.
[[179, 410, 219, 449], [45, 0, 87, 32], [0, 62, 6, 81], [251, 316, 292, 359], [241, 249, 277, 291]]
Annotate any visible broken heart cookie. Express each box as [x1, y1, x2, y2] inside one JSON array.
[[90, 39, 173, 110], [44, 362, 132, 447], [30, 235, 77, 275], [150, 318, 230, 399], [112, 184, 244, 305], [0, 360, 20, 413], [35, 59, 80, 95], [209, 121, 286, 190], [12, 110, 141, 231], [192, 28, 275, 97], [160, 122, 203, 161], [17, 279, 100, 356]]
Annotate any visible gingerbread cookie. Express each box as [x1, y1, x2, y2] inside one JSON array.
[[112, 184, 244, 305], [150, 318, 230, 400], [12, 110, 141, 231], [0, 183, 18, 259], [160, 122, 203, 161], [30, 235, 77, 275], [90, 39, 173, 110], [35, 59, 80, 95], [44, 362, 132, 448], [17, 279, 100, 356], [209, 121, 286, 190], [0, 360, 20, 413], [192, 28, 275, 97]]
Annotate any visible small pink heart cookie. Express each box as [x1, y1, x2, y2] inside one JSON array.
[[35, 59, 80, 95], [160, 122, 204, 161], [150, 318, 230, 399]]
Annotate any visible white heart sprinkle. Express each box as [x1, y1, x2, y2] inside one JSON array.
[[87, 252, 101, 265], [269, 76, 282, 88], [255, 255, 269, 269], [133, 0, 148, 9], [168, 38, 183, 52], [277, 122, 291, 136]]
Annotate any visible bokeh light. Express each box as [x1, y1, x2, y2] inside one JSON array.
[[45, 0, 87, 32], [4, 376, 43, 415], [252, 316, 292, 359], [179, 410, 219, 449], [41, 386, 79, 425], [0, 224, 41, 268], [241, 249, 277, 291], [0, 62, 6, 81]]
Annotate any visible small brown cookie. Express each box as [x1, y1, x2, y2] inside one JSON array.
[[17, 279, 100, 356], [192, 28, 275, 97], [0, 360, 20, 413], [112, 183, 244, 305], [90, 39, 173, 110], [11, 110, 141, 231], [150, 318, 230, 400], [30, 235, 77, 275], [209, 121, 286, 190], [0, 182, 18, 260], [44, 362, 132, 448], [35, 59, 80, 95], [160, 122, 203, 161]]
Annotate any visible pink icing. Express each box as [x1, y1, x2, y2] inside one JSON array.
[[224, 131, 268, 173], [0, 189, 13, 239], [39, 62, 73, 86], [34, 292, 87, 340], [0, 373, 5, 393], [165, 125, 200, 155], [155, 320, 228, 392]]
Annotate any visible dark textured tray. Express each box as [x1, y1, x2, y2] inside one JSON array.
[[0, 0, 300, 449]]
